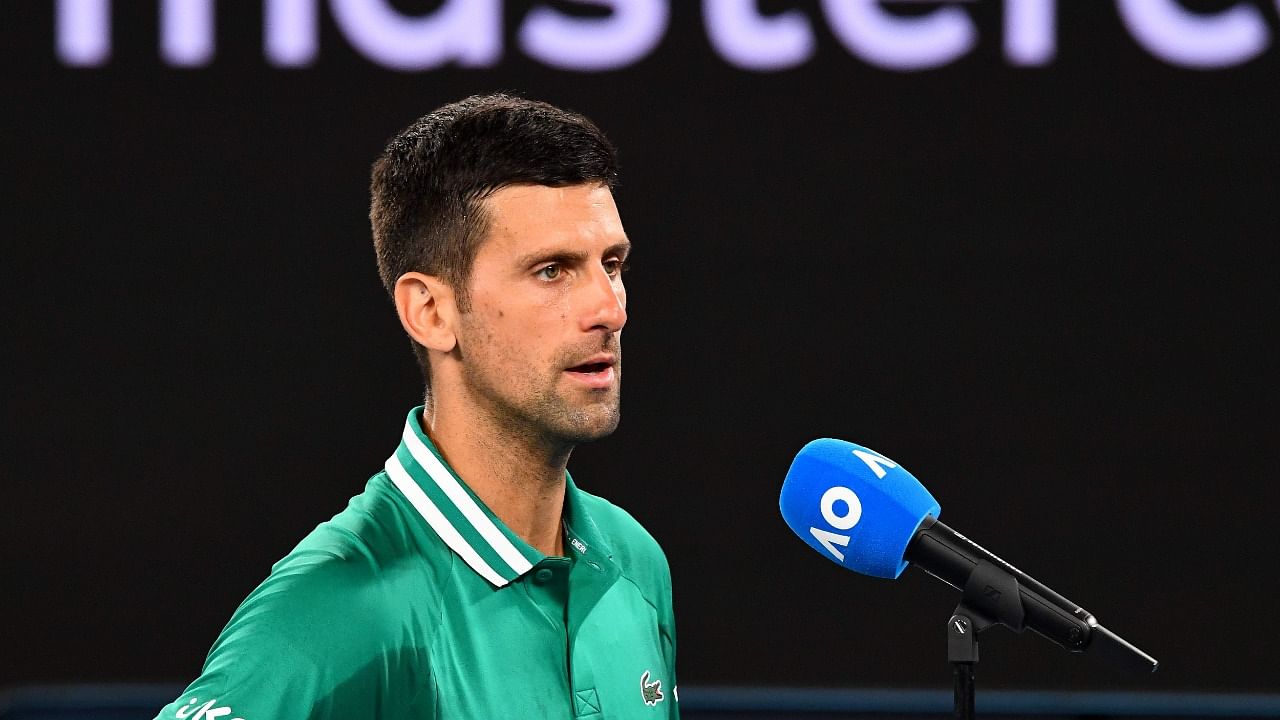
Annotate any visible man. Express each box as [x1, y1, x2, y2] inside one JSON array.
[[155, 94, 678, 719]]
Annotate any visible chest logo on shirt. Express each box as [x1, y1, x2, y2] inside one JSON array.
[[640, 670, 665, 707]]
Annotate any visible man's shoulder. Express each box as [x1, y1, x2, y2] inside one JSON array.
[[282, 470, 450, 572], [151, 471, 445, 720], [224, 471, 453, 653]]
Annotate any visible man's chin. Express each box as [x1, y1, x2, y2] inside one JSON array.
[[556, 404, 621, 444]]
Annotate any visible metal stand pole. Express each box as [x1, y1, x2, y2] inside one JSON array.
[[948, 613, 979, 720]]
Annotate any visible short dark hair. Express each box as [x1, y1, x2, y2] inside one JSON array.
[[369, 93, 620, 383]]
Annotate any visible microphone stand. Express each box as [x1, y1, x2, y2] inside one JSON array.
[[947, 611, 978, 720], [909, 515, 1158, 715], [944, 560, 1025, 720]]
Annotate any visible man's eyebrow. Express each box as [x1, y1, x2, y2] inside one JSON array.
[[514, 240, 631, 268], [515, 249, 588, 268], [611, 240, 632, 258]]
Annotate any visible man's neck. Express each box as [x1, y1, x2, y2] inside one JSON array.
[[418, 402, 570, 557]]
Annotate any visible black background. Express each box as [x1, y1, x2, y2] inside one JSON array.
[[3, 1, 1278, 694]]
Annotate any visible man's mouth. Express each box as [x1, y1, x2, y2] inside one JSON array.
[[564, 355, 617, 388]]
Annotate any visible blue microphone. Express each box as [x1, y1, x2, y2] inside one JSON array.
[[778, 438, 940, 579], [780, 438, 1158, 673]]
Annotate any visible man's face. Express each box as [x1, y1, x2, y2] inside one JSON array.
[[452, 183, 629, 446]]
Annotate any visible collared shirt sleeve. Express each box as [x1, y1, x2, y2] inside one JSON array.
[[153, 642, 327, 720], [152, 551, 434, 720]]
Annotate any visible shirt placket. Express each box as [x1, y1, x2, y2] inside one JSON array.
[[564, 523, 621, 719]]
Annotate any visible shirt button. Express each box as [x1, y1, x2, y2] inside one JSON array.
[[533, 568, 554, 584]]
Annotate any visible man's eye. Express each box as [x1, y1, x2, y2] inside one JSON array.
[[604, 259, 629, 277], [537, 264, 562, 281]]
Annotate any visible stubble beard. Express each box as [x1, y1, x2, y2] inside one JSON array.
[[521, 383, 621, 448], [460, 347, 623, 453]]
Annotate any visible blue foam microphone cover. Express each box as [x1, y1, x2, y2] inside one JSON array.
[[780, 439, 941, 579]]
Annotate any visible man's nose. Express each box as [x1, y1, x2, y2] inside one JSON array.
[[580, 266, 627, 334]]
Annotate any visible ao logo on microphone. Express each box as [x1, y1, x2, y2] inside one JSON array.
[[809, 450, 897, 563]]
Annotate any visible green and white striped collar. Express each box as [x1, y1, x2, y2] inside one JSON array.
[[384, 407, 548, 587]]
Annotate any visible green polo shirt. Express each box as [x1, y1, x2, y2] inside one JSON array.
[[154, 408, 679, 719]]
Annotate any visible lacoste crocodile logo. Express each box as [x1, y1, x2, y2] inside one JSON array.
[[640, 670, 664, 706]]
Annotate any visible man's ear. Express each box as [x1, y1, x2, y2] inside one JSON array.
[[394, 272, 458, 353]]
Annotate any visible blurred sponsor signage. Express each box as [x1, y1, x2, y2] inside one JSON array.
[[56, 0, 1277, 71]]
